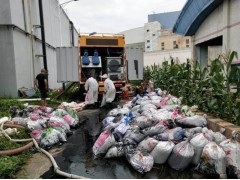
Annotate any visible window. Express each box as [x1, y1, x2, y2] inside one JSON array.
[[146, 29, 149, 32], [147, 46, 150, 48], [186, 39, 190, 48], [161, 42, 164, 50], [152, 34, 156, 36], [173, 41, 178, 49], [147, 40, 150, 43]]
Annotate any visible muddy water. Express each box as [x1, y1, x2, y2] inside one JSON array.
[[42, 107, 208, 179]]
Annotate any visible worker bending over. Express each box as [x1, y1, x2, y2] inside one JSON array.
[[100, 74, 116, 109], [84, 76, 98, 109]]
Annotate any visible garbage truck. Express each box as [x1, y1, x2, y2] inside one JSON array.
[[56, 33, 127, 101]]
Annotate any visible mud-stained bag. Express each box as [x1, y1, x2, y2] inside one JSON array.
[[104, 143, 124, 158], [190, 127, 213, 165], [175, 114, 207, 128], [150, 140, 175, 164], [92, 130, 115, 158], [220, 131, 240, 178], [40, 128, 67, 148], [142, 123, 168, 137], [128, 151, 154, 174], [135, 116, 155, 129], [123, 129, 146, 145], [137, 137, 158, 153], [153, 127, 185, 142], [212, 131, 227, 145], [12, 117, 29, 127], [196, 141, 227, 179], [27, 119, 47, 130], [49, 116, 71, 134], [168, 139, 194, 171]]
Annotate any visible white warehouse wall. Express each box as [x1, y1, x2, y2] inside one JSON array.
[[0, 0, 78, 96], [194, 0, 240, 60], [144, 48, 192, 67]]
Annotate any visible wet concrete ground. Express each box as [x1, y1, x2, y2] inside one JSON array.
[[42, 105, 208, 179]]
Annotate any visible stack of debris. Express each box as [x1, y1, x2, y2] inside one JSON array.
[[92, 88, 240, 178]]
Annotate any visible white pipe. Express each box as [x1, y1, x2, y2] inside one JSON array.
[[17, 98, 50, 101], [0, 119, 89, 179]]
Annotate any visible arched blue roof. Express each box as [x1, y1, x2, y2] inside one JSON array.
[[173, 0, 223, 36]]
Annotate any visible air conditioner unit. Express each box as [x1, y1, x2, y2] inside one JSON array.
[[107, 57, 122, 73], [108, 72, 122, 81]]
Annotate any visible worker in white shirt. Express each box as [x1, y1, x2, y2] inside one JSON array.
[[84, 76, 98, 109], [100, 74, 116, 109]]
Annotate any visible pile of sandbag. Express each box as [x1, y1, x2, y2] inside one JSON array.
[[92, 89, 240, 178], [9, 105, 80, 149]]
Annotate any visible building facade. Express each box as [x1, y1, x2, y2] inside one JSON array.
[[173, 0, 240, 67], [144, 21, 192, 67], [0, 0, 78, 96]]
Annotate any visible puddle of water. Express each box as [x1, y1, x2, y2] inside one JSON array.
[[42, 108, 209, 179]]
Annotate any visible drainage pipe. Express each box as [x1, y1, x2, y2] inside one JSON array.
[[0, 118, 89, 179]]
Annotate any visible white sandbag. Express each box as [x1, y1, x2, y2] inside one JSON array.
[[63, 114, 79, 127], [176, 114, 207, 128], [123, 129, 146, 145], [160, 105, 178, 111], [168, 140, 194, 171], [27, 119, 47, 130], [184, 127, 202, 138], [40, 128, 67, 148], [220, 131, 240, 178], [135, 116, 155, 129], [153, 127, 185, 142], [152, 109, 172, 121], [51, 109, 68, 117], [141, 109, 157, 118], [49, 116, 71, 133], [113, 122, 130, 140], [104, 143, 124, 158], [102, 116, 115, 127], [150, 95, 162, 101], [197, 141, 227, 178], [140, 100, 153, 108], [131, 105, 140, 112], [128, 151, 154, 174], [92, 130, 115, 158], [12, 117, 29, 127], [123, 101, 132, 109], [137, 137, 158, 153], [212, 131, 227, 145], [142, 123, 168, 137], [140, 104, 157, 112], [150, 140, 175, 164], [190, 127, 213, 165]]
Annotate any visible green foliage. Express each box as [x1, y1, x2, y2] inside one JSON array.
[[0, 97, 23, 117], [144, 51, 240, 125], [0, 129, 32, 179]]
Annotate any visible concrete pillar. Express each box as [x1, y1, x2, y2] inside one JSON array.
[[222, 0, 230, 52]]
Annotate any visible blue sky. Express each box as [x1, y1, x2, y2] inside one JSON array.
[[59, 0, 187, 33]]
